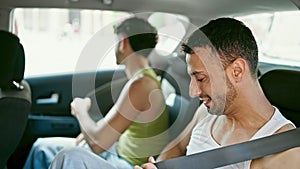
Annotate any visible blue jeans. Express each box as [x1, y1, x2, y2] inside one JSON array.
[[23, 137, 134, 169]]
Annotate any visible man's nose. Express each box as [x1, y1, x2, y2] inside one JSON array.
[[189, 78, 202, 98]]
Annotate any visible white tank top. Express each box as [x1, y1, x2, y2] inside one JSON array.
[[186, 107, 294, 169]]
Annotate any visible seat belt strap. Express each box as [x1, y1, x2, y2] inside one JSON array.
[[291, 0, 300, 9], [155, 128, 300, 169]]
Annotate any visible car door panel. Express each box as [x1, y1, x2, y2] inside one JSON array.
[[7, 69, 127, 169], [27, 69, 126, 136]]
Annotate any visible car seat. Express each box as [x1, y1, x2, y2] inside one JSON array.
[[259, 69, 300, 127], [0, 30, 31, 169], [159, 55, 200, 141]]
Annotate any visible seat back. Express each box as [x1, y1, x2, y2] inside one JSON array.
[[160, 55, 199, 140], [259, 69, 300, 127], [0, 30, 31, 169]]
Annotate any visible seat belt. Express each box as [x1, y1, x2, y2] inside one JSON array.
[[155, 128, 300, 169], [291, 0, 300, 9]]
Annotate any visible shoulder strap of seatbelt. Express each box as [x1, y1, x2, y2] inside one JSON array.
[[291, 0, 300, 9], [155, 128, 300, 169]]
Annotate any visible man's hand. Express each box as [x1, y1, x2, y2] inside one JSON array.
[[75, 133, 86, 146], [134, 157, 157, 169], [70, 97, 91, 116]]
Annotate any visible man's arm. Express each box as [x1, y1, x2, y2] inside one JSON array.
[[251, 124, 300, 169], [275, 147, 300, 169], [72, 76, 165, 154], [134, 104, 208, 169], [133, 114, 197, 169], [157, 104, 208, 161]]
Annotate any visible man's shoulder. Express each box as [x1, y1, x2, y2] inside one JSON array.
[[252, 146, 300, 169], [130, 73, 160, 90], [275, 123, 296, 134]]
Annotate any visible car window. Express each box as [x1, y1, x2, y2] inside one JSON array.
[[11, 9, 189, 77], [236, 11, 300, 67], [11, 8, 130, 77]]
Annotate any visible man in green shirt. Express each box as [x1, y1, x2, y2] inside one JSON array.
[[24, 17, 169, 169]]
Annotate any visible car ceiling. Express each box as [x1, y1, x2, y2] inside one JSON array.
[[1, 0, 298, 21]]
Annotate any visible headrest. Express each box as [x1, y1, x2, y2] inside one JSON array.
[[0, 30, 25, 90], [167, 54, 187, 78], [148, 51, 170, 76], [163, 54, 190, 99], [259, 69, 300, 112]]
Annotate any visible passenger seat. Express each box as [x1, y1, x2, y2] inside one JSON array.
[[259, 69, 300, 127], [158, 54, 200, 141]]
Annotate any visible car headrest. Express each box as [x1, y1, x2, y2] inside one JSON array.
[[148, 51, 170, 76], [162, 54, 190, 99], [0, 30, 25, 90], [167, 55, 188, 77], [259, 69, 300, 126], [259, 69, 300, 112]]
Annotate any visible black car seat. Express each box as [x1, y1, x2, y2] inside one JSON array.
[[259, 69, 300, 127], [0, 30, 31, 169]]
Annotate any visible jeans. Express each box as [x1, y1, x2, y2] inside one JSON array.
[[23, 137, 134, 169]]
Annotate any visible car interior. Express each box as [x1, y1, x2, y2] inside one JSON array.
[[0, 0, 299, 168]]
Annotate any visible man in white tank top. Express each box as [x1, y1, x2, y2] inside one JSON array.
[[135, 18, 300, 169]]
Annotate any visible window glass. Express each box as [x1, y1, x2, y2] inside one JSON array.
[[12, 8, 130, 77], [12, 9, 189, 77], [236, 11, 300, 66]]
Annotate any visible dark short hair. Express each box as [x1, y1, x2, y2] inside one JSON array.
[[182, 17, 258, 78], [114, 17, 158, 57]]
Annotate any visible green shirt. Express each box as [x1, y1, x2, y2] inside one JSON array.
[[117, 68, 169, 166]]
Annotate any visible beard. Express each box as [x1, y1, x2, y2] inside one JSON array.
[[207, 78, 237, 116]]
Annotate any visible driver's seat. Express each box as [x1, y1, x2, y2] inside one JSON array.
[[0, 30, 31, 169]]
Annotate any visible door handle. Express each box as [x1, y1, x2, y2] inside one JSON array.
[[36, 93, 59, 104]]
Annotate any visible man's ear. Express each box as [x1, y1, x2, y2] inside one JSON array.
[[229, 58, 247, 83], [119, 38, 130, 52]]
